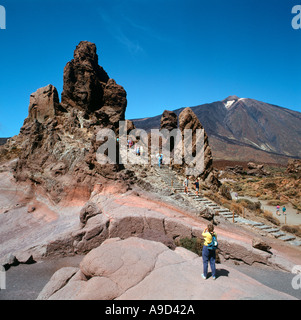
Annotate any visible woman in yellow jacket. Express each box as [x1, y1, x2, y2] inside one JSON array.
[[201, 224, 217, 280]]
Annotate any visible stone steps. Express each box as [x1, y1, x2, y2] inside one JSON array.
[[289, 240, 301, 246], [270, 231, 286, 238], [278, 235, 296, 242], [151, 166, 301, 247]]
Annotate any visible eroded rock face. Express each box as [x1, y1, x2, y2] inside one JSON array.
[[61, 41, 127, 129], [178, 107, 220, 188], [28, 85, 60, 123], [61, 41, 109, 112], [9, 41, 130, 203]]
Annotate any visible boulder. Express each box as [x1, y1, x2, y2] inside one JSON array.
[[286, 159, 301, 174], [247, 162, 269, 176], [226, 165, 246, 175], [79, 201, 102, 226], [199, 206, 215, 221], [37, 267, 79, 300], [37, 237, 296, 300], [0, 253, 18, 270], [252, 238, 272, 253], [220, 184, 232, 200]]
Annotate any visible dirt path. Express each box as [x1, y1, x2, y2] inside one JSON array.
[[232, 192, 301, 225], [0, 256, 84, 300], [227, 263, 301, 300]]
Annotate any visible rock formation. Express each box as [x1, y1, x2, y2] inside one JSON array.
[[160, 110, 178, 131], [37, 237, 296, 300], [61, 41, 127, 129], [157, 110, 178, 154], [8, 41, 130, 203], [246, 162, 269, 176], [178, 107, 220, 188], [28, 85, 60, 123], [286, 159, 301, 174], [226, 165, 246, 175]]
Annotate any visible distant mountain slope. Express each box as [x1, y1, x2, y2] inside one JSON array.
[[132, 96, 301, 164]]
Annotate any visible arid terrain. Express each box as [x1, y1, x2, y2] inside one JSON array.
[[0, 42, 300, 301]]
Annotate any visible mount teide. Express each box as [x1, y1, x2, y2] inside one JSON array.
[[132, 96, 301, 164]]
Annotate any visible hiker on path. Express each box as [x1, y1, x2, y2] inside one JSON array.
[[136, 146, 140, 156], [157, 153, 163, 168], [194, 178, 200, 197], [202, 224, 217, 280], [276, 204, 281, 216], [183, 176, 189, 194], [282, 206, 287, 215]]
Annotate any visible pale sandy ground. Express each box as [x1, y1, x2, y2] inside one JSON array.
[[232, 193, 301, 226]]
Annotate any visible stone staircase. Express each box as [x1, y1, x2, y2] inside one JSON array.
[[151, 166, 301, 247]]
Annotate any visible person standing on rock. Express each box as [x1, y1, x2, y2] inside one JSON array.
[[282, 206, 286, 215], [201, 224, 217, 280], [276, 204, 280, 216]]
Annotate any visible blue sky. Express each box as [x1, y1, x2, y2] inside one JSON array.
[[0, 0, 300, 137]]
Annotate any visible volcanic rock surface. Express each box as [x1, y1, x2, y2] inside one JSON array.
[[37, 237, 296, 300]]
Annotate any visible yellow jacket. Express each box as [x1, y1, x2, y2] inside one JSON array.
[[202, 231, 217, 246]]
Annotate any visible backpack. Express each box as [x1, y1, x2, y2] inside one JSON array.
[[207, 234, 218, 250]]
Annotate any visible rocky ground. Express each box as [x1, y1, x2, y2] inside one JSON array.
[[219, 160, 301, 214], [0, 159, 301, 300]]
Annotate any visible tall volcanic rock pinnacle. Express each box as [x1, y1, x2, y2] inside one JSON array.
[[9, 41, 129, 203], [61, 41, 127, 128], [178, 107, 220, 188]]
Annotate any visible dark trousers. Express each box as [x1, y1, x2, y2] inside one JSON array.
[[202, 245, 216, 278]]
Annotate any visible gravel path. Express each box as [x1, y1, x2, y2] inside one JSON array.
[[227, 263, 301, 300], [0, 256, 84, 300]]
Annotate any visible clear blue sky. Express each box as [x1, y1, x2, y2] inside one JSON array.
[[0, 0, 300, 137]]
